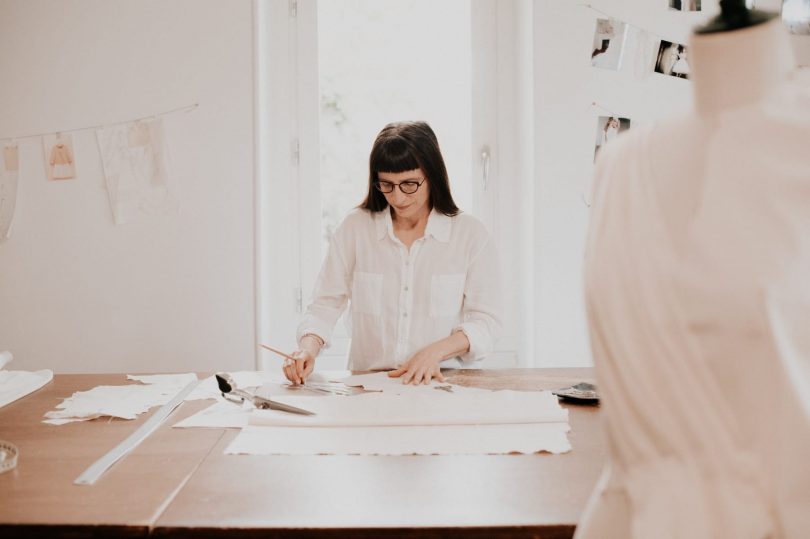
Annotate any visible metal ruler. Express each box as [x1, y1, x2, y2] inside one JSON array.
[[74, 379, 200, 485]]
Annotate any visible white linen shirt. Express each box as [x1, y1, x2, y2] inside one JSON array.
[[297, 208, 501, 371]]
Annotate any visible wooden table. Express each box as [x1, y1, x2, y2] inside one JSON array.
[[0, 369, 604, 538]]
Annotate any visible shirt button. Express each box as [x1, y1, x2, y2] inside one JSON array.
[[405, 261, 410, 266], [403, 312, 408, 318], [404, 286, 409, 291]]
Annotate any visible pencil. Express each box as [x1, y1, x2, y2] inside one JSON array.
[[259, 343, 301, 362]]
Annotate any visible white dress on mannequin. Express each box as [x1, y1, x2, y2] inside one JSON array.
[[576, 19, 810, 539]]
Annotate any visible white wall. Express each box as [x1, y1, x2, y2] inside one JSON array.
[[1, 0, 806, 374], [0, 0, 256, 373], [532, 0, 699, 366]]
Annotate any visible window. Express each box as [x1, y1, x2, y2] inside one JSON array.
[[258, 0, 530, 370]]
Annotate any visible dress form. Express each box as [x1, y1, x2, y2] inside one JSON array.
[[575, 10, 810, 539], [649, 18, 794, 254]]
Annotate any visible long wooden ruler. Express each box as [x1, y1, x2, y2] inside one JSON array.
[[74, 379, 200, 485]]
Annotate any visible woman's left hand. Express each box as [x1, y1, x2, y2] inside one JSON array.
[[388, 346, 446, 385]]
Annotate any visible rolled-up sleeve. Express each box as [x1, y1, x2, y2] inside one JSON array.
[[454, 235, 502, 363], [296, 232, 352, 347]]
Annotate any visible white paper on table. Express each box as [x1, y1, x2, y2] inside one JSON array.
[[176, 371, 327, 429], [249, 390, 568, 427], [43, 372, 197, 425], [336, 371, 489, 395], [226, 423, 572, 456], [185, 371, 288, 401], [173, 400, 252, 428], [0, 350, 53, 409]]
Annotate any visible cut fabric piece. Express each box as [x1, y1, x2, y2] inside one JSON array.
[[226, 423, 572, 456], [43, 372, 197, 424], [96, 118, 177, 224], [1, 144, 19, 241], [42, 133, 77, 180]]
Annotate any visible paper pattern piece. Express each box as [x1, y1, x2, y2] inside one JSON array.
[[42, 133, 77, 180], [175, 370, 572, 455], [43, 372, 197, 425], [336, 371, 489, 395], [0, 351, 54, 409], [96, 118, 177, 224], [1, 145, 19, 241], [175, 373, 347, 428], [173, 400, 252, 429], [226, 423, 572, 456], [185, 371, 287, 401], [237, 384, 570, 455], [249, 390, 568, 428], [591, 18, 628, 70], [176, 372, 343, 429]]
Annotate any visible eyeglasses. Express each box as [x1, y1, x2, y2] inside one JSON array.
[[374, 178, 426, 195]]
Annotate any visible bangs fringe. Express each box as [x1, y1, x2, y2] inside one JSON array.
[[370, 138, 420, 173]]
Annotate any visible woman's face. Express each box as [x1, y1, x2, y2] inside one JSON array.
[[608, 118, 619, 129], [377, 168, 431, 221]]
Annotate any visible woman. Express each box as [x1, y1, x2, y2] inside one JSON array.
[[284, 121, 501, 385]]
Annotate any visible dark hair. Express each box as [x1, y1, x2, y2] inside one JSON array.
[[359, 121, 460, 216]]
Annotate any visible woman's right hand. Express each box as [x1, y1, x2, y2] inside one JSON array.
[[283, 334, 322, 384], [283, 349, 316, 385]]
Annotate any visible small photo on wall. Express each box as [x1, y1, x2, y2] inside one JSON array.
[[669, 0, 702, 10], [594, 116, 631, 160], [782, 0, 810, 34], [591, 18, 629, 70], [42, 133, 77, 180], [654, 40, 690, 79]]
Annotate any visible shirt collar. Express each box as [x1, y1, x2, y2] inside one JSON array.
[[374, 208, 452, 243]]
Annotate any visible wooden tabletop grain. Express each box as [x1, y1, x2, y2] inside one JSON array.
[[0, 369, 603, 539]]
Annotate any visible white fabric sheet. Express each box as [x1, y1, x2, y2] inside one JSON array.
[[226, 423, 572, 456]]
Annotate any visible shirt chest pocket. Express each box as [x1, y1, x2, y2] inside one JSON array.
[[430, 273, 466, 317], [351, 271, 383, 316]]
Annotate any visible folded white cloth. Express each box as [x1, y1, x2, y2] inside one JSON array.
[[0, 351, 54, 409]]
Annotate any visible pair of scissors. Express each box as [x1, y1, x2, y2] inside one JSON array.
[[215, 373, 315, 416]]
